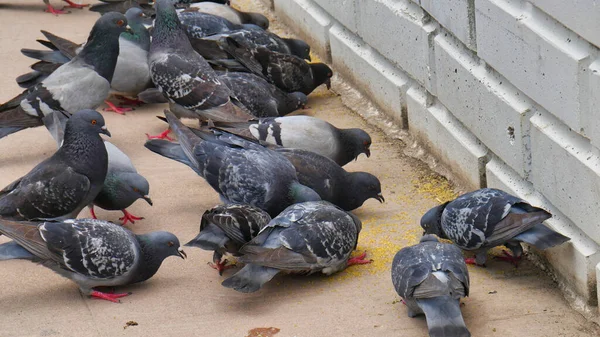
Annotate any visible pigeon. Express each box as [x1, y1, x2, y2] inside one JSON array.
[[90, 141, 152, 225], [185, 203, 271, 274], [42, 0, 89, 15], [0, 110, 110, 222], [148, 0, 254, 139], [181, 2, 269, 29], [0, 13, 128, 143], [213, 37, 332, 95], [391, 235, 471, 337], [421, 188, 571, 266], [210, 115, 372, 166], [144, 111, 321, 216], [217, 72, 307, 117], [221, 201, 370, 293], [275, 148, 384, 211], [178, 11, 259, 39], [0, 218, 186, 302]]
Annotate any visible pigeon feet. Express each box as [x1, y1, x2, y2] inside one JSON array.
[[90, 290, 131, 303], [146, 128, 173, 141], [62, 0, 89, 8], [347, 251, 373, 266], [103, 100, 133, 115], [117, 95, 144, 107], [45, 4, 69, 14], [464, 257, 486, 267], [89, 206, 98, 220], [208, 259, 236, 276], [494, 250, 521, 267], [119, 209, 144, 226]]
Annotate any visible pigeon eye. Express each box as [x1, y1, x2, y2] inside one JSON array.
[[167, 241, 174, 247], [133, 188, 139, 192], [327, 72, 333, 77], [116, 19, 125, 26], [91, 120, 97, 125]]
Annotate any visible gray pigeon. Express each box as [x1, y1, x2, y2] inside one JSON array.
[[144, 111, 321, 216], [0, 110, 110, 221], [221, 201, 369, 293], [391, 235, 471, 337], [185, 203, 271, 274], [275, 148, 384, 211], [180, 2, 269, 29], [0, 13, 127, 143], [90, 141, 152, 225], [148, 0, 254, 139], [0, 218, 186, 302], [211, 115, 372, 166], [421, 188, 571, 266], [217, 71, 307, 117]]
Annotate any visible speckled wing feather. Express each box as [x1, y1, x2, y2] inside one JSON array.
[[201, 204, 271, 245], [178, 11, 239, 38]]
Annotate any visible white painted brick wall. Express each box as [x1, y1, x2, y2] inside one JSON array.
[[313, 0, 358, 33], [419, 0, 476, 50]]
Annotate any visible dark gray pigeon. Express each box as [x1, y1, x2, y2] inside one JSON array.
[[0, 110, 110, 221], [185, 203, 271, 274], [421, 188, 571, 266], [144, 111, 321, 216], [180, 2, 268, 29], [392, 235, 471, 337], [148, 0, 254, 139], [217, 72, 307, 117], [0, 218, 186, 302], [0, 13, 127, 143], [211, 115, 372, 166], [275, 148, 384, 211], [90, 141, 152, 225], [221, 201, 370, 293], [213, 37, 332, 95]]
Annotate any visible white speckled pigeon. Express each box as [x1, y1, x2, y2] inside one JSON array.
[[0, 110, 110, 222], [421, 188, 570, 266], [392, 235, 471, 337], [90, 141, 152, 225], [180, 2, 268, 29], [275, 148, 384, 210], [0, 218, 186, 302], [222, 201, 370, 293], [211, 115, 372, 166], [0, 13, 127, 144], [144, 111, 321, 216], [185, 203, 271, 274]]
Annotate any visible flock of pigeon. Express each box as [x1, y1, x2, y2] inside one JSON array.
[[0, 1, 573, 336]]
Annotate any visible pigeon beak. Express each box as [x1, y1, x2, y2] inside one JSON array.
[[125, 25, 133, 35], [100, 126, 111, 137], [177, 247, 187, 259], [142, 195, 153, 206], [375, 193, 385, 203], [324, 78, 331, 90], [365, 148, 371, 158], [306, 55, 312, 61]]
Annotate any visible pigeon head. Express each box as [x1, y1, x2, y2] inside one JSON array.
[[341, 128, 372, 160], [420, 202, 449, 238], [152, 0, 188, 47], [286, 92, 308, 111], [117, 172, 152, 206], [123, 7, 151, 50], [420, 234, 440, 243], [290, 182, 321, 203], [343, 172, 384, 210], [283, 38, 311, 61], [245, 12, 269, 30], [67, 109, 111, 137], [139, 231, 187, 260], [310, 63, 333, 90]]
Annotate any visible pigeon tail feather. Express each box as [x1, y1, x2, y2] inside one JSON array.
[[221, 263, 280, 293], [0, 241, 36, 261], [513, 223, 570, 250], [417, 296, 470, 337]]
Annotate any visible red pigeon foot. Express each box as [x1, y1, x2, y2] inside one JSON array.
[[119, 209, 144, 226], [45, 3, 69, 14], [494, 250, 521, 267], [146, 128, 173, 141], [347, 251, 373, 266], [208, 259, 236, 276], [62, 0, 89, 8], [103, 100, 133, 114], [90, 290, 131, 303]]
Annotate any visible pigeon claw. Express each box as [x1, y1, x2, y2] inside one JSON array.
[[119, 209, 144, 226], [347, 251, 373, 267], [208, 259, 236, 276], [494, 250, 521, 267], [146, 129, 173, 141], [464, 257, 486, 267], [90, 290, 131, 303], [62, 0, 89, 8], [116, 95, 144, 107], [103, 101, 133, 115], [89, 206, 98, 220], [45, 4, 70, 14]]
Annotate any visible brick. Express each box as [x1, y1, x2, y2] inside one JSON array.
[[420, 0, 476, 50], [475, 0, 594, 133], [329, 25, 410, 126], [313, 0, 358, 33], [530, 112, 600, 244], [434, 33, 534, 177], [356, 0, 437, 93], [487, 157, 600, 304], [584, 59, 600, 149], [273, 0, 334, 62], [407, 86, 488, 189], [528, 0, 600, 49]]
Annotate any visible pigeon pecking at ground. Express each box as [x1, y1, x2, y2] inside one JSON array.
[[391, 235, 471, 337], [275, 148, 384, 211], [185, 203, 271, 274], [0, 110, 110, 222], [210, 115, 372, 166], [0, 13, 128, 144], [421, 188, 571, 266], [144, 111, 321, 216], [180, 2, 269, 29], [90, 141, 153, 226], [0, 218, 186, 302], [221, 201, 371, 293]]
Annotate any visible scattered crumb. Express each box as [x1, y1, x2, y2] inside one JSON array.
[[488, 290, 498, 294], [123, 321, 138, 329], [246, 327, 280, 337]]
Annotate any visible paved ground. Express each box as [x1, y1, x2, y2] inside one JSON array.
[[0, 0, 599, 336]]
